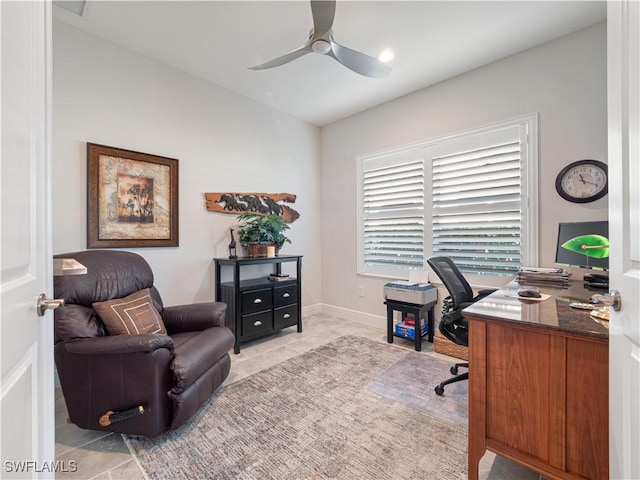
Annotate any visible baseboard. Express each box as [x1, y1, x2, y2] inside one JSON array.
[[318, 303, 386, 330], [302, 303, 322, 317]]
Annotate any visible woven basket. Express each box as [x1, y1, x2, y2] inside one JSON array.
[[434, 333, 469, 361]]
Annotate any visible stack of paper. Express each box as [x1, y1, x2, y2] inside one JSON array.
[[517, 266, 571, 286]]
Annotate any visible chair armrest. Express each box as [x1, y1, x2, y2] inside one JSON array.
[[442, 309, 465, 325], [474, 288, 498, 302], [439, 311, 468, 345], [64, 334, 174, 355], [161, 302, 227, 334], [478, 288, 498, 296]]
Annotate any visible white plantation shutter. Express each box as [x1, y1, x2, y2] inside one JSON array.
[[427, 125, 526, 276], [358, 149, 425, 276], [358, 115, 537, 282]]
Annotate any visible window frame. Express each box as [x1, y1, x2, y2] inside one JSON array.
[[356, 114, 539, 286]]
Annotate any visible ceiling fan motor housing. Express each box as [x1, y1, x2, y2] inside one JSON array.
[[312, 39, 331, 54]]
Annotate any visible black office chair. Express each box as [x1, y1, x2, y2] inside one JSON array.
[[427, 256, 497, 396]]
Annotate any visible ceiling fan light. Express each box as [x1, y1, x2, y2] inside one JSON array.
[[378, 49, 394, 63], [312, 40, 331, 55]]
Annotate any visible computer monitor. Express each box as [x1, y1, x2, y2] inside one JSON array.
[[555, 221, 609, 271]]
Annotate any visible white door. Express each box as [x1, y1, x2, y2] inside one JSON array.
[[0, 1, 54, 479], [608, 1, 640, 479]]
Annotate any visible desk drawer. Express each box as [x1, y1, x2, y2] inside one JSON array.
[[274, 284, 297, 307], [241, 288, 272, 314], [274, 304, 298, 330], [241, 311, 272, 338]]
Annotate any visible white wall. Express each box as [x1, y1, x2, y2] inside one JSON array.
[[53, 21, 608, 326], [52, 22, 322, 309], [320, 22, 608, 325]]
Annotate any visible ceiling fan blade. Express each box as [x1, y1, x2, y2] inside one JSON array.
[[329, 41, 391, 78], [249, 44, 313, 71], [310, 0, 336, 39]]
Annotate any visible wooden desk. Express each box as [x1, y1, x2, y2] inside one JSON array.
[[464, 280, 609, 480]]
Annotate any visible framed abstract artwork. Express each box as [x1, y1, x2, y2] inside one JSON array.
[[87, 143, 179, 248]]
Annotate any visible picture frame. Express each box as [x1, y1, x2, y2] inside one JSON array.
[[87, 143, 179, 248]]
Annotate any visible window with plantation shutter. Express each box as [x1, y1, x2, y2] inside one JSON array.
[[358, 148, 425, 277], [358, 115, 538, 283], [426, 125, 526, 276]]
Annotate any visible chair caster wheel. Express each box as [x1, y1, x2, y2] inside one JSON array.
[[435, 384, 444, 396], [450, 366, 459, 375]]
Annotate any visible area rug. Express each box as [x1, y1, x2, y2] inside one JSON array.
[[127, 335, 468, 480], [366, 350, 468, 425]]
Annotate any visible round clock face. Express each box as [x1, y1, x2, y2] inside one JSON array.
[[555, 160, 608, 203]]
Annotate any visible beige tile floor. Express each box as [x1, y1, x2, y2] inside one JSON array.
[[55, 313, 540, 480]]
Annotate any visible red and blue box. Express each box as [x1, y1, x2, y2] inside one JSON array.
[[394, 320, 428, 340]]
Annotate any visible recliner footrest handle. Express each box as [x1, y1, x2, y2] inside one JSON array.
[[99, 405, 145, 426]]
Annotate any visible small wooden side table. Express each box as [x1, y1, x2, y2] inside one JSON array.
[[385, 299, 436, 351]]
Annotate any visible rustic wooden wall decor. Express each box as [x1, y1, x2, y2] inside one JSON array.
[[205, 192, 300, 223]]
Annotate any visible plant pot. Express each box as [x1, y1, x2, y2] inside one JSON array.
[[247, 243, 279, 258]]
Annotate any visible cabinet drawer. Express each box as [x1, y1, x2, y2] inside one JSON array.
[[241, 288, 273, 314], [274, 284, 298, 307], [241, 310, 273, 338], [274, 304, 298, 330]]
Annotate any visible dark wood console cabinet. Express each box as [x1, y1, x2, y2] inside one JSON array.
[[214, 255, 302, 353]]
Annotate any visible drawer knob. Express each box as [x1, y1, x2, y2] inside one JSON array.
[[253, 320, 262, 326], [253, 298, 262, 304], [283, 293, 290, 298], [283, 313, 291, 319]]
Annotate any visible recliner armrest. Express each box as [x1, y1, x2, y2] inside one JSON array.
[[161, 302, 227, 334], [64, 334, 174, 355]]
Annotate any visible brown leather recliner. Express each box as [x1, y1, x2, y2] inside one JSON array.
[[53, 250, 234, 437]]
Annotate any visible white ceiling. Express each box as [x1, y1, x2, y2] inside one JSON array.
[[53, 1, 606, 127]]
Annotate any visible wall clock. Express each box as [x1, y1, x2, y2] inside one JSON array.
[[555, 159, 608, 203]]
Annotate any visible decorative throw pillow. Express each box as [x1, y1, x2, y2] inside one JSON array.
[[92, 288, 166, 336]]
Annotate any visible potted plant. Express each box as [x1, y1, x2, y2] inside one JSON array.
[[236, 213, 291, 257]]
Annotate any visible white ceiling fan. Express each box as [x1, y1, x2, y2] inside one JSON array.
[[249, 0, 391, 79]]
